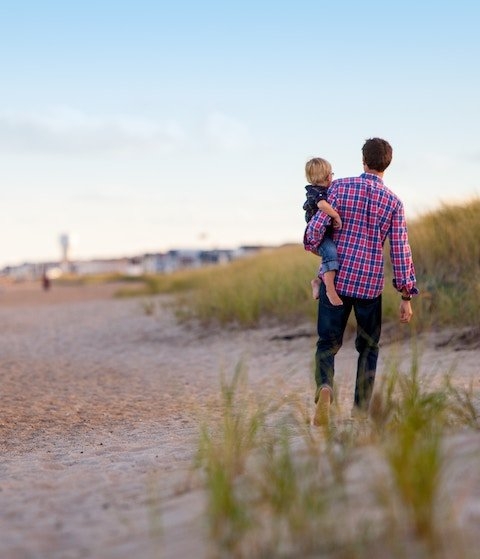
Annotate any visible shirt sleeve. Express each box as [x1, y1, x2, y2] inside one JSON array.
[[303, 196, 333, 254], [389, 202, 419, 295]]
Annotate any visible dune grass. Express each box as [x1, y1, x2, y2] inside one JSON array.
[[177, 246, 317, 326], [194, 360, 479, 558], [117, 245, 318, 327], [194, 364, 268, 554], [370, 354, 447, 542], [115, 198, 479, 330], [405, 199, 480, 329], [408, 199, 480, 286], [54, 271, 139, 286]]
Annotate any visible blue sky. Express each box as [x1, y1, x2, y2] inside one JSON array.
[[1, 0, 479, 267]]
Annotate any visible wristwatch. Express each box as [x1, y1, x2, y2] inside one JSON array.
[[401, 294, 412, 301]]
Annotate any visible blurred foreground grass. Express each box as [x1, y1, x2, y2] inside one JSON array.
[[193, 360, 479, 558]]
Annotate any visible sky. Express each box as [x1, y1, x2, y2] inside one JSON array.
[[1, 0, 479, 268]]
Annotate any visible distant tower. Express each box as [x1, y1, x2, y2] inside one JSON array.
[[59, 233, 70, 273]]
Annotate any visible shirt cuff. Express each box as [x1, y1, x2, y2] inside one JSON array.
[[392, 279, 419, 296]]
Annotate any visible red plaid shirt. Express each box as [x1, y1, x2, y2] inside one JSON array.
[[304, 173, 418, 299]]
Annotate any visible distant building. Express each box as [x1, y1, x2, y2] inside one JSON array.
[[0, 246, 266, 281], [0, 262, 59, 282], [72, 258, 137, 277]]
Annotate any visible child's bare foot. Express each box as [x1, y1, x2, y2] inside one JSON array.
[[326, 288, 343, 306], [311, 278, 321, 300]]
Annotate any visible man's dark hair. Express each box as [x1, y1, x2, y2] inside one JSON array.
[[362, 137, 393, 172]]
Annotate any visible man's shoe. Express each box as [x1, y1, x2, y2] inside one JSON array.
[[351, 405, 369, 421], [313, 387, 332, 426]]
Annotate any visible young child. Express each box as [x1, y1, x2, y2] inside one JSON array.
[[303, 157, 343, 306]]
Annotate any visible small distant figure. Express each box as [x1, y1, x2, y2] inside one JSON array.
[[42, 272, 51, 291]]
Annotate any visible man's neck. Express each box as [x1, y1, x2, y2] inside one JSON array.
[[363, 164, 384, 178]]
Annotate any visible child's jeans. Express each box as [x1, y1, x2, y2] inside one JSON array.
[[318, 237, 339, 275]]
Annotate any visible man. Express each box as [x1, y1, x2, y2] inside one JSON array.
[[304, 137, 417, 425]]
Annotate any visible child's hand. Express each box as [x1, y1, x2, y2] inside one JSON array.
[[333, 215, 342, 229]]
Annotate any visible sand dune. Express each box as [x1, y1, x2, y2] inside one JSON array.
[[1, 281, 479, 558]]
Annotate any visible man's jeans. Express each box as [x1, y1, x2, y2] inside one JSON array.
[[315, 282, 382, 409]]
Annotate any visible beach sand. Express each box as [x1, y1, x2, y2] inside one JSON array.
[[1, 281, 479, 558]]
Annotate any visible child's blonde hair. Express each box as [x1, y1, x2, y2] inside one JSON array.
[[305, 157, 332, 185]]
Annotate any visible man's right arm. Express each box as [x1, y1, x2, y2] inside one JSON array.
[[317, 200, 342, 229], [304, 208, 331, 254]]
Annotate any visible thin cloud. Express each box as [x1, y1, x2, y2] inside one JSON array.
[[467, 150, 480, 162], [205, 111, 252, 151], [0, 107, 185, 156], [421, 151, 457, 172]]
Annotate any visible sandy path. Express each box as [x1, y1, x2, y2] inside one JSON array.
[[1, 282, 479, 558]]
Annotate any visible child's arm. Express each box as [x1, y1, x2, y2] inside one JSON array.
[[317, 200, 342, 229]]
